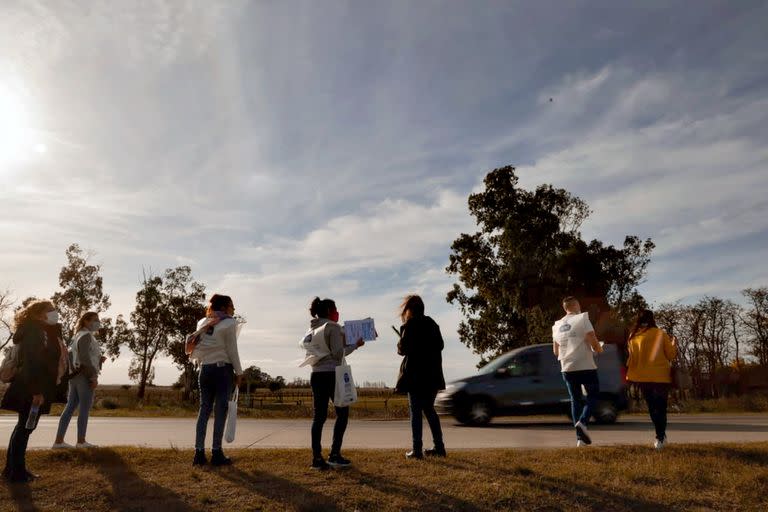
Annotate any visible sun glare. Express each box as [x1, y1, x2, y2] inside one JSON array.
[[0, 85, 42, 165]]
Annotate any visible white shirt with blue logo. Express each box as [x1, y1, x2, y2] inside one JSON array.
[[552, 312, 597, 372]]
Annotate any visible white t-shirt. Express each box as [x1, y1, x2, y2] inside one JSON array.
[[552, 312, 597, 372]]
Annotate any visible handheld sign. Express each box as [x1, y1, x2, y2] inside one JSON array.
[[344, 318, 377, 346]]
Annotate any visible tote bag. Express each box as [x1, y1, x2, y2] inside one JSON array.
[[334, 358, 358, 407], [225, 387, 239, 443]]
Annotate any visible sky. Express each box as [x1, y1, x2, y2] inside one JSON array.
[[1, 1, 766, 386]]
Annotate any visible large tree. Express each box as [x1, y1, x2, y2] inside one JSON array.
[[742, 287, 768, 366], [0, 290, 14, 351], [51, 244, 112, 340], [446, 166, 654, 362]]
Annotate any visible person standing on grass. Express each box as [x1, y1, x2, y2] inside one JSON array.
[[190, 294, 243, 467], [395, 295, 446, 460], [303, 297, 364, 470], [53, 312, 106, 449], [552, 296, 603, 447], [626, 309, 677, 450], [2, 300, 64, 483]]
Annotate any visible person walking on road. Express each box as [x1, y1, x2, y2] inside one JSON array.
[[302, 297, 364, 470], [53, 312, 106, 449], [190, 294, 243, 467], [552, 296, 603, 447], [396, 295, 447, 460], [2, 300, 65, 482], [626, 309, 677, 450]]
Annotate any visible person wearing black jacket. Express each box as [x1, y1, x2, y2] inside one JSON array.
[[1, 300, 63, 483], [395, 295, 447, 459]]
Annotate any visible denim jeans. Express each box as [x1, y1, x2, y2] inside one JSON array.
[[639, 382, 670, 441], [408, 390, 444, 453], [4, 408, 34, 478], [562, 369, 600, 434], [195, 363, 234, 450], [310, 371, 349, 459], [56, 373, 95, 442]]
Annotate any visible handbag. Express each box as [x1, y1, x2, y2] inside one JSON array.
[[225, 387, 239, 443], [334, 358, 358, 407]]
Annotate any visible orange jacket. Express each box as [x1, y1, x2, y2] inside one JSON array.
[[626, 327, 677, 383]]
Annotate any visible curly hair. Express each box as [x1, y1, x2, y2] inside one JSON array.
[[14, 300, 54, 330]]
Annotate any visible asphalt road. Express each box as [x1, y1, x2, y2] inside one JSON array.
[[2, 414, 767, 450]]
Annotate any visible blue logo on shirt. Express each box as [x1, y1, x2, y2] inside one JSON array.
[[559, 324, 572, 333]]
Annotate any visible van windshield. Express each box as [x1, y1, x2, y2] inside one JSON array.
[[477, 353, 512, 375]]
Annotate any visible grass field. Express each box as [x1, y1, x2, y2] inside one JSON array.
[[1, 443, 767, 511]]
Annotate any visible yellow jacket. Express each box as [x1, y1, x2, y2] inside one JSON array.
[[626, 327, 677, 383]]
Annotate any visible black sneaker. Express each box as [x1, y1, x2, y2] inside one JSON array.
[[405, 450, 424, 459], [328, 454, 351, 468], [425, 447, 447, 457], [310, 457, 330, 471], [210, 449, 232, 467], [193, 449, 207, 466], [575, 421, 592, 445]]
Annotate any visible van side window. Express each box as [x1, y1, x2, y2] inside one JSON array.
[[506, 351, 540, 377]]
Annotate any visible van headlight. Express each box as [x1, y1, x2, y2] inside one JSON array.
[[443, 382, 467, 395]]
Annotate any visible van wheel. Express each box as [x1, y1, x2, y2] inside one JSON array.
[[468, 399, 492, 426], [593, 401, 618, 424]]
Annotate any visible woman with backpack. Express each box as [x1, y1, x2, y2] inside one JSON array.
[[52, 312, 105, 449], [626, 309, 678, 450], [395, 295, 447, 459], [1, 300, 64, 482], [189, 294, 243, 467], [302, 297, 364, 470]]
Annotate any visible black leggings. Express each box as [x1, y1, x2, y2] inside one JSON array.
[[310, 371, 349, 459], [639, 382, 670, 441], [4, 409, 35, 478]]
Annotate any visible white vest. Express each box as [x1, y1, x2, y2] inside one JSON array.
[[71, 330, 103, 373], [299, 323, 332, 367]]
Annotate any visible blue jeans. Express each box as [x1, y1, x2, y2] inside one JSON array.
[[195, 363, 234, 450], [408, 390, 444, 452], [56, 373, 95, 442], [562, 370, 599, 434]]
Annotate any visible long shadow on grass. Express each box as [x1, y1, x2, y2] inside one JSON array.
[[215, 467, 341, 512], [81, 449, 201, 512], [348, 467, 485, 511], [680, 444, 768, 467], [5, 481, 41, 512], [435, 458, 670, 511]]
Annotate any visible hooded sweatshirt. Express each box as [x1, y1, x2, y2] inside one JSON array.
[[308, 318, 358, 373]]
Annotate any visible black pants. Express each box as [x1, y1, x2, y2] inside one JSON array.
[[639, 382, 670, 441], [4, 409, 34, 478], [408, 390, 444, 452], [310, 371, 349, 459]]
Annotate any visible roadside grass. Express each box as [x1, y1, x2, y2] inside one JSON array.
[[2, 443, 767, 511]]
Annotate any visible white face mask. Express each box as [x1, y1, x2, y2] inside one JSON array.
[[45, 311, 60, 325], [90, 321, 102, 332]]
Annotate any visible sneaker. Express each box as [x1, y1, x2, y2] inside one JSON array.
[[405, 450, 424, 460], [192, 449, 207, 466], [210, 449, 232, 466], [76, 442, 98, 449], [575, 421, 592, 445], [654, 439, 665, 450], [328, 454, 352, 468], [310, 457, 330, 471], [52, 442, 75, 450], [576, 440, 585, 447], [425, 447, 447, 457]]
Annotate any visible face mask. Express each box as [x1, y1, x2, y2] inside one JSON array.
[[90, 321, 102, 332], [45, 311, 60, 325], [329, 311, 340, 323]]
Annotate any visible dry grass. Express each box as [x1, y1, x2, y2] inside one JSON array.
[[1, 443, 767, 511]]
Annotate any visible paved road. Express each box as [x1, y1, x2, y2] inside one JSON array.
[[2, 414, 767, 450]]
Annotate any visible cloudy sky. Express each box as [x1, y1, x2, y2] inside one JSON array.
[[1, 1, 766, 386]]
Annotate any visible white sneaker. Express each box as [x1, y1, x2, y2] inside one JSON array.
[[76, 442, 98, 449], [575, 421, 592, 445], [654, 439, 665, 450], [52, 442, 75, 449], [576, 440, 585, 447]]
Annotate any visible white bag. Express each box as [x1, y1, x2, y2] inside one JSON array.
[[299, 324, 332, 368], [334, 359, 358, 407], [225, 387, 239, 443]]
